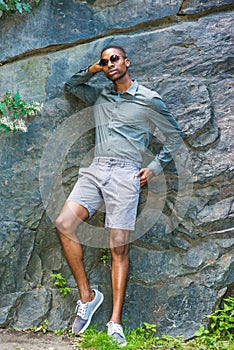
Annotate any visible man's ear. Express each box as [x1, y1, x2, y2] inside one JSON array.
[[126, 58, 130, 67]]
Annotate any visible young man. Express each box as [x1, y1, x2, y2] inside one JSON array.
[[56, 45, 182, 346]]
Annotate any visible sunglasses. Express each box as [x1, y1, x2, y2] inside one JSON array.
[[99, 54, 127, 67]]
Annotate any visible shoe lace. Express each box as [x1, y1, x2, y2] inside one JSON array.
[[107, 321, 124, 337], [76, 300, 88, 318]]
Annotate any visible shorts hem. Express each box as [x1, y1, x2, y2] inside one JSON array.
[[66, 199, 94, 218], [105, 223, 136, 231]]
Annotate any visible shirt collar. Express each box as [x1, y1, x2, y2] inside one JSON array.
[[106, 79, 138, 96]]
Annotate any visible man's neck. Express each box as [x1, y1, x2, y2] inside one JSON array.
[[113, 76, 133, 93]]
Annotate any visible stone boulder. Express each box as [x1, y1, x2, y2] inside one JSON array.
[[0, 0, 233, 339]]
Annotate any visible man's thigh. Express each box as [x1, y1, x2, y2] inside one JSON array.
[[58, 201, 89, 231], [67, 165, 104, 218]]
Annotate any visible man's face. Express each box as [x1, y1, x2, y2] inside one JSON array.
[[99, 48, 130, 81]]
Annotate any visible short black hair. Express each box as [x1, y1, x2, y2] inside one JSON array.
[[101, 45, 127, 57]]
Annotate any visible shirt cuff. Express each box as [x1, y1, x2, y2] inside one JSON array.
[[147, 158, 163, 176], [76, 67, 94, 77], [78, 66, 92, 73]]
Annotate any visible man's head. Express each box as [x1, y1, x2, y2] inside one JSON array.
[[99, 45, 131, 82], [100, 45, 127, 58]]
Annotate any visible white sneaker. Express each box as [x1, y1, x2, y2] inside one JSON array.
[[106, 321, 127, 347]]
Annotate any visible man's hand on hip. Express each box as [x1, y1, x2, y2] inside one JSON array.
[[135, 168, 154, 187]]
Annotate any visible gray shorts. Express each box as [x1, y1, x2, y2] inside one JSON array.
[[67, 157, 141, 230]]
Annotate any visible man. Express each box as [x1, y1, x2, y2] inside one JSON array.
[[56, 45, 182, 346]]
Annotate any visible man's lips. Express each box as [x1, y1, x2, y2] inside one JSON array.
[[108, 69, 118, 76]]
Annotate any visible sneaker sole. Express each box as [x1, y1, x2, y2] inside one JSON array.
[[119, 341, 127, 347], [73, 291, 104, 334]]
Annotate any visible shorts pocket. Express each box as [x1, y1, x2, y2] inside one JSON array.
[[132, 171, 140, 192], [78, 167, 89, 176]]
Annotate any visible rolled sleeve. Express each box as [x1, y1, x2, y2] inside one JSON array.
[[147, 158, 163, 176]]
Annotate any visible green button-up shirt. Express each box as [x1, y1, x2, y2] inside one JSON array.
[[65, 69, 182, 175]]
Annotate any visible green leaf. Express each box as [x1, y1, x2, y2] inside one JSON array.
[[15, 1, 23, 13], [0, 102, 6, 114], [13, 110, 19, 118], [0, 124, 11, 132], [22, 2, 32, 13], [0, 0, 8, 11], [14, 91, 21, 103]]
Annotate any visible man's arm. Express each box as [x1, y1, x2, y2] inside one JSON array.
[[136, 97, 182, 186], [64, 62, 104, 106], [147, 97, 183, 175]]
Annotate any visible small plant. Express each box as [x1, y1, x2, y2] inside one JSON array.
[[41, 319, 49, 334], [31, 319, 49, 334], [54, 327, 76, 338], [100, 248, 110, 265], [142, 322, 157, 338], [0, 0, 40, 14], [54, 329, 65, 336], [208, 296, 234, 340], [194, 296, 234, 348], [51, 273, 71, 298], [133, 322, 156, 340], [194, 325, 219, 348], [0, 91, 42, 132]]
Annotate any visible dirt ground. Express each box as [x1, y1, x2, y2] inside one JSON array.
[[0, 328, 79, 350]]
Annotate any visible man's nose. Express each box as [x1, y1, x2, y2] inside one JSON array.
[[108, 60, 114, 68]]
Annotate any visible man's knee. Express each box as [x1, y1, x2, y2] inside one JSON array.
[[56, 214, 65, 232], [110, 229, 129, 257], [110, 229, 129, 247], [56, 214, 72, 234], [56, 202, 88, 234]]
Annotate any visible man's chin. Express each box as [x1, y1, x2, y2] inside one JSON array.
[[107, 73, 119, 81]]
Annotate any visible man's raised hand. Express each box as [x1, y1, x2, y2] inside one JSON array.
[[88, 61, 103, 74]]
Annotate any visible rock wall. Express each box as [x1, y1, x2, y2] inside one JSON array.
[[0, 0, 233, 339]]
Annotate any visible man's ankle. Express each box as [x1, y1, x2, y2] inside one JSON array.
[[109, 318, 122, 325], [81, 289, 95, 303]]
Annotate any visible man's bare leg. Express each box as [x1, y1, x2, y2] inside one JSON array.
[[109, 228, 129, 324], [56, 200, 94, 302]]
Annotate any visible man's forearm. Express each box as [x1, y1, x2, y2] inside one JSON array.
[[147, 132, 182, 176], [148, 97, 183, 175], [64, 67, 102, 105], [64, 68, 93, 93]]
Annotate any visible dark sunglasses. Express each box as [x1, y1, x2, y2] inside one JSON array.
[[99, 54, 127, 67]]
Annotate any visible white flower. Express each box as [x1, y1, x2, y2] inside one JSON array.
[[15, 118, 28, 132], [28, 110, 35, 116], [0, 92, 43, 133], [0, 116, 27, 132], [0, 116, 15, 131]]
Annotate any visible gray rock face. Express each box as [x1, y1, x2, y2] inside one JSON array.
[[0, 0, 233, 339]]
